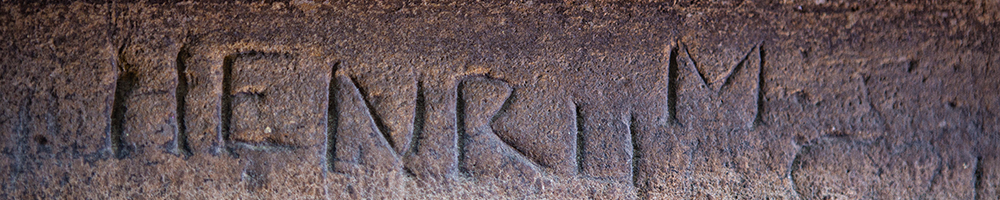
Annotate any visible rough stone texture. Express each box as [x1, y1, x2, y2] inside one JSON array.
[[0, 0, 997, 199]]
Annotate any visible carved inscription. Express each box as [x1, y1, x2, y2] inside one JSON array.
[[9, 2, 986, 198], [671, 42, 763, 128], [458, 76, 541, 182], [109, 43, 189, 158], [200, 42, 768, 188], [143, 41, 770, 193], [330, 73, 403, 174], [222, 51, 326, 148]]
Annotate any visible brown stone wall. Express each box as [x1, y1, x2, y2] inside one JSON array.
[[0, 1, 997, 199]]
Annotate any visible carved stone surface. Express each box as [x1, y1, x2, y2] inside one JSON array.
[[0, 1, 998, 199]]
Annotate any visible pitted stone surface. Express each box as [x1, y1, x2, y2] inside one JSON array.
[[0, 1, 997, 199]]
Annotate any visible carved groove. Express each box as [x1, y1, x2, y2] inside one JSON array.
[[404, 80, 426, 176], [455, 76, 542, 181], [408, 81, 426, 157], [221, 54, 234, 155], [492, 85, 533, 159], [718, 44, 757, 90], [674, 42, 764, 127], [327, 62, 340, 171], [667, 45, 680, 125], [111, 45, 136, 159], [456, 80, 468, 175], [975, 155, 983, 200], [679, 43, 710, 87], [574, 101, 585, 175], [755, 45, 766, 126], [629, 115, 641, 191], [349, 76, 395, 151], [222, 51, 298, 149], [175, 45, 192, 156]]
